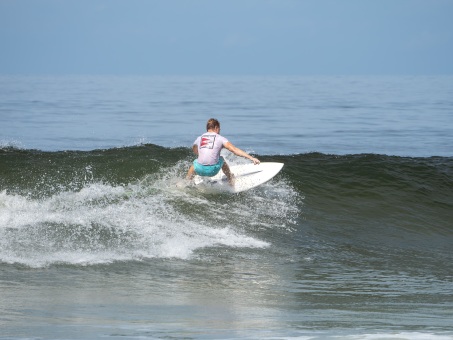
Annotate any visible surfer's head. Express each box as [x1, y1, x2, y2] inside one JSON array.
[[206, 118, 220, 132]]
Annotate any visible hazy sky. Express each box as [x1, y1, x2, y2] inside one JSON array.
[[1, 0, 452, 75]]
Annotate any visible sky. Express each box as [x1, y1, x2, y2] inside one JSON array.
[[0, 0, 452, 75]]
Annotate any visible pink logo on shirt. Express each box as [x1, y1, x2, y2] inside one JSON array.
[[200, 135, 216, 149], [200, 137, 210, 147]]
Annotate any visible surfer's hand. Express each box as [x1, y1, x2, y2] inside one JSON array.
[[251, 157, 260, 165]]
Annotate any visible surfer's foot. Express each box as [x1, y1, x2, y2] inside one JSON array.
[[228, 174, 235, 187]]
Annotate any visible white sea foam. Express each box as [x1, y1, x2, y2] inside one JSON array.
[[0, 174, 282, 267], [279, 331, 453, 340], [0, 139, 25, 150], [346, 332, 453, 340]]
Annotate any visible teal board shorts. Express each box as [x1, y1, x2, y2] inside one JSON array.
[[193, 157, 224, 177]]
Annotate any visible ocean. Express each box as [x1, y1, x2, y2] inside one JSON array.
[[1, 75, 452, 340]]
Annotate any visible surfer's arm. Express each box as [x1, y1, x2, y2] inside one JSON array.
[[224, 142, 260, 165], [192, 144, 198, 155]]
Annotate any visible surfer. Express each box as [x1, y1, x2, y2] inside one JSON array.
[[186, 118, 260, 186]]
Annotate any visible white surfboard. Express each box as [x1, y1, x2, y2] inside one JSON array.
[[193, 162, 284, 194]]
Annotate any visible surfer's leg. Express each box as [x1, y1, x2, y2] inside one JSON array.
[[222, 162, 235, 187], [186, 165, 196, 180]]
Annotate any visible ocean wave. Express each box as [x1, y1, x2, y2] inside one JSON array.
[[1, 145, 452, 268]]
